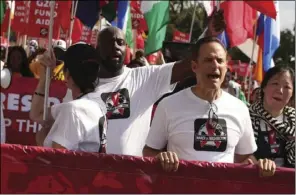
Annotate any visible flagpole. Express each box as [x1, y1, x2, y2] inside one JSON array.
[[67, 0, 78, 48], [43, 0, 55, 121], [4, 0, 13, 63], [247, 21, 258, 102], [16, 32, 20, 45], [22, 35, 27, 48], [132, 29, 137, 58], [189, 1, 198, 43]]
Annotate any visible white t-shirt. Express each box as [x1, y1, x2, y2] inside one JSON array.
[[146, 88, 257, 163], [1, 106, 5, 144], [63, 63, 174, 156], [44, 93, 107, 152]]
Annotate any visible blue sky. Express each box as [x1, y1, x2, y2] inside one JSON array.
[[279, 1, 295, 30]]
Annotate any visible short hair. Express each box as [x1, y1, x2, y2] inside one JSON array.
[[260, 65, 295, 99], [53, 47, 66, 61], [135, 49, 144, 59], [191, 36, 227, 59], [7, 46, 34, 77], [64, 44, 100, 94]]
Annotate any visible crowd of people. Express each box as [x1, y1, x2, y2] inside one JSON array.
[[0, 10, 295, 179]]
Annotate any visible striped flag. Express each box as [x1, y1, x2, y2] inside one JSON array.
[[263, 1, 280, 71], [253, 13, 265, 83], [112, 1, 133, 48]]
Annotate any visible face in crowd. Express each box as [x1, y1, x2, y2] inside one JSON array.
[[191, 38, 228, 90], [261, 67, 294, 111], [97, 27, 127, 73], [222, 69, 232, 88], [7, 46, 28, 73]]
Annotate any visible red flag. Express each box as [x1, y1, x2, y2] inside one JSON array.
[[220, 1, 257, 47], [244, 1, 276, 19], [71, 18, 85, 44], [59, 1, 72, 31], [136, 30, 145, 49]]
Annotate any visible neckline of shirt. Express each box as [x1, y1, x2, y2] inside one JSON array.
[[186, 87, 226, 106], [99, 66, 130, 83]]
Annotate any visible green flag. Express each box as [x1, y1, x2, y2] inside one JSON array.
[[141, 1, 169, 55], [0, 1, 6, 24]]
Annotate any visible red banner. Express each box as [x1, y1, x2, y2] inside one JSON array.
[[1, 76, 67, 146], [11, 1, 30, 35], [1, 144, 295, 194], [26, 1, 71, 39], [172, 29, 190, 43], [131, 1, 148, 31]]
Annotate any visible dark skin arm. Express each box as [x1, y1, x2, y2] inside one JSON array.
[[170, 8, 226, 84]]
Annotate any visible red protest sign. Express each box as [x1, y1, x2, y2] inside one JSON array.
[[90, 29, 99, 47], [131, 0, 148, 31], [11, 1, 30, 35], [1, 76, 67, 146], [78, 25, 92, 43], [237, 62, 250, 77], [172, 29, 190, 43], [27, 1, 60, 39], [26, 1, 71, 39]]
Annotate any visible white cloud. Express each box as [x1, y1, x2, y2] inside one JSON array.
[[279, 1, 295, 30]]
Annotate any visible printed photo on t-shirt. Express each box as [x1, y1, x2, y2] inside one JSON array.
[[101, 88, 130, 119], [194, 118, 227, 152]]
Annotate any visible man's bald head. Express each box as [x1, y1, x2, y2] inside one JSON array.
[[97, 26, 125, 47], [97, 26, 127, 73]]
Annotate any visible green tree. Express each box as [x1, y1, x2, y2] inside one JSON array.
[[166, 1, 207, 43], [273, 29, 295, 70]]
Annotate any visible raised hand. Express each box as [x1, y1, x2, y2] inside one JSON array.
[[38, 49, 56, 80], [207, 7, 226, 37]]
